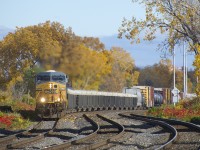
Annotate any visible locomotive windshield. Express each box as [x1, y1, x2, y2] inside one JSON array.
[[36, 72, 67, 84], [37, 75, 50, 82], [52, 75, 65, 82]]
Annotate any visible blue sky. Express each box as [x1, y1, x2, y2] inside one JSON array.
[[1, 0, 144, 36], [0, 0, 195, 69]]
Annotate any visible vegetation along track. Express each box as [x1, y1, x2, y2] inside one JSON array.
[[131, 114, 200, 150], [0, 119, 59, 150]]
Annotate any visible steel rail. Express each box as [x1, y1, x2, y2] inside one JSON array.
[[43, 114, 99, 150], [131, 114, 200, 131], [119, 113, 178, 150], [0, 120, 43, 150], [6, 119, 59, 149], [79, 114, 125, 150]]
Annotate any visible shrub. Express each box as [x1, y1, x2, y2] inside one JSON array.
[[191, 116, 200, 125], [22, 94, 36, 106], [148, 97, 200, 123], [0, 113, 15, 128], [0, 90, 12, 105], [12, 101, 35, 112], [0, 111, 31, 130]]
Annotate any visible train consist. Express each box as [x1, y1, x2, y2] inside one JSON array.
[[123, 86, 172, 107], [35, 70, 172, 118]]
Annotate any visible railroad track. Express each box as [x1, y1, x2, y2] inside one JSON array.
[[2, 110, 199, 149], [41, 114, 99, 150], [130, 114, 200, 150], [110, 113, 177, 150], [0, 120, 43, 150], [56, 113, 124, 150], [40, 113, 124, 150], [0, 119, 59, 150]]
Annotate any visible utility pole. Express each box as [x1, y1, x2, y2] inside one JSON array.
[[173, 47, 176, 89], [183, 41, 188, 98], [172, 47, 180, 105], [185, 47, 187, 96], [183, 41, 186, 98]]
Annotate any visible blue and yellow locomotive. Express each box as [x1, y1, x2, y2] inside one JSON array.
[[35, 70, 68, 118]]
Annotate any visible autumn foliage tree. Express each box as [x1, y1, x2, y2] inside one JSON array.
[[100, 47, 139, 92], [139, 60, 173, 87], [119, 0, 200, 96], [0, 21, 140, 98]]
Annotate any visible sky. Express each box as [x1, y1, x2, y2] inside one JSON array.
[[0, 0, 195, 69], [1, 0, 144, 37]]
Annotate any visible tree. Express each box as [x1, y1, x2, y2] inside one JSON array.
[[100, 47, 138, 92], [139, 60, 173, 87], [81, 37, 105, 51], [63, 44, 110, 90], [0, 21, 68, 87], [0, 28, 39, 89], [118, 0, 200, 96], [138, 59, 194, 92]]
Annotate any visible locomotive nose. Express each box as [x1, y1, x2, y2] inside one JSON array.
[[49, 83, 57, 89]]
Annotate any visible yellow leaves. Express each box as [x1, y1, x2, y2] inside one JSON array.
[[136, 38, 140, 44], [191, 44, 200, 96], [158, 5, 165, 13], [110, 47, 135, 72], [130, 27, 139, 38], [100, 47, 137, 91], [62, 44, 111, 90]]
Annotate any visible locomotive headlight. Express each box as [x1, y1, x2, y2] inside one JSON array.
[[40, 97, 45, 103], [57, 98, 60, 102], [49, 83, 52, 89]]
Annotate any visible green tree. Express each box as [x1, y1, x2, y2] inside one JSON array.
[[119, 0, 200, 96]]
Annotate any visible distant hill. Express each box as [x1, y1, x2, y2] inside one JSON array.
[[100, 34, 167, 68], [0, 26, 14, 40], [99, 34, 195, 69]]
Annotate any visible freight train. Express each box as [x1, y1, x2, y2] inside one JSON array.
[[35, 70, 172, 118]]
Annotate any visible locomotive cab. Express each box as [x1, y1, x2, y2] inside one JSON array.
[[35, 70, 68, 118]]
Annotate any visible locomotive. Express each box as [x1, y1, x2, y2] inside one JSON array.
[[35, 70, 68, 118], [35, 70, 172, 118]]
